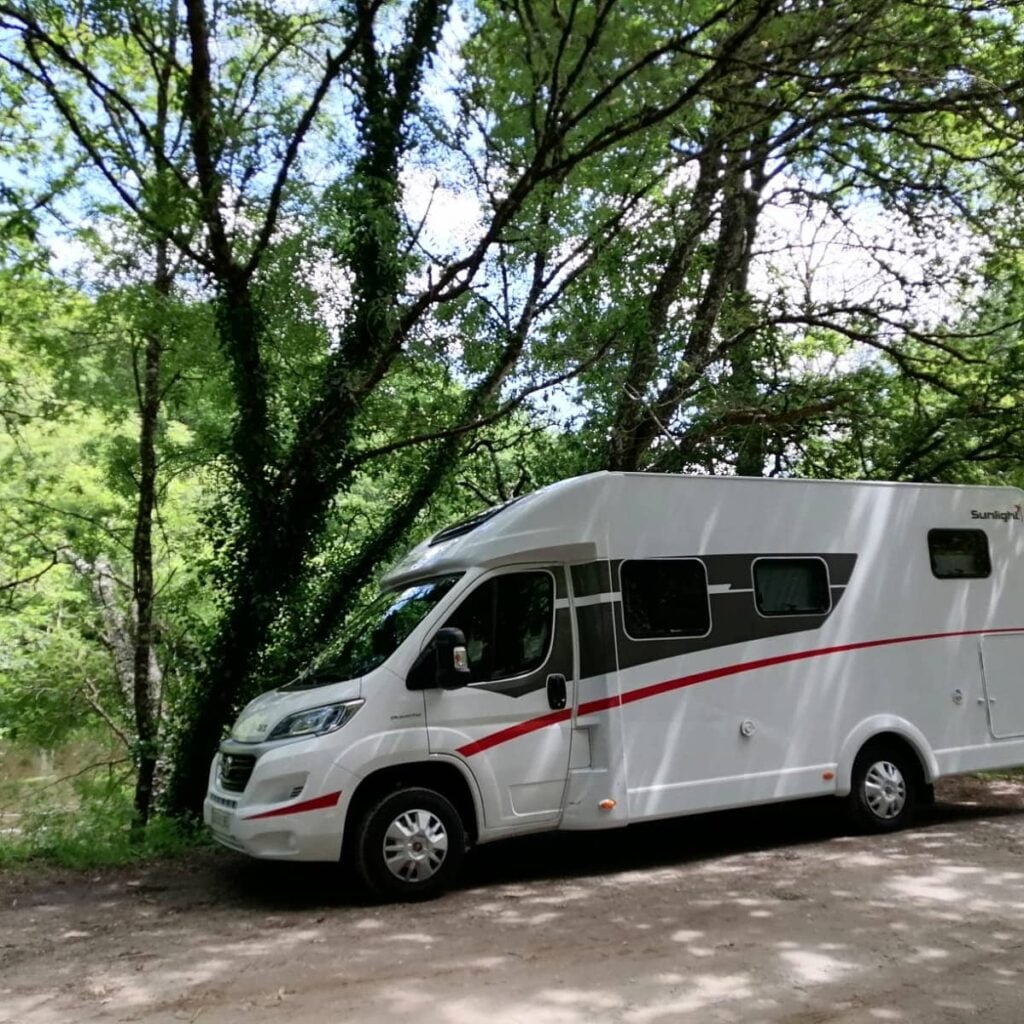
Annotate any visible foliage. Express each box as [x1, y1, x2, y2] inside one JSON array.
[[0, 740, 210, 868], [0, 0, 1022, 826], [0, 261, 216, 821]]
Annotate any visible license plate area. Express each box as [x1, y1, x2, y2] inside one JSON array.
[[210, 807, 231, 831]]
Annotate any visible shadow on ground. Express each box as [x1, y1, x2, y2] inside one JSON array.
[[210, 782, 1024, 911]]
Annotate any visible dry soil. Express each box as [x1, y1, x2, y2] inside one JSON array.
[[2, 777, 1024, 1024]]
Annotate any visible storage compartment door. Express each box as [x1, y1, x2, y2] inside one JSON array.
[[980, 634, 1024, 738]]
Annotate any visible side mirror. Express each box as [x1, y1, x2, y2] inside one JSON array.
[[406, 627, 472, 691]]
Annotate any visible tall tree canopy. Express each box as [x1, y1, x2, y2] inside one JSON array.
[[1, 0, 1022, 819]]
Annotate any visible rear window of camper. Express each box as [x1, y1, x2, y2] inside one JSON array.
[[620, 559, 711, 639], [928, 529, 991, 579], [753, 558, 831, 616]]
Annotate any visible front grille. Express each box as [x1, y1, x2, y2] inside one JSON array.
[[209, 792, 238, 809], [219, 753, 256, 793]]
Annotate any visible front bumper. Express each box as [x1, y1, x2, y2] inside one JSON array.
[[203, 742, 360, 861]]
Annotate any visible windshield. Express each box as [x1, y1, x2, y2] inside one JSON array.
[[280, 574, 463, 691]]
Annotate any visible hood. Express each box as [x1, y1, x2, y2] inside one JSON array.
[[230, 677, 363, 743]]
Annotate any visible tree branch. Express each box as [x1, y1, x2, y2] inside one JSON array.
[[0, 550, 63, 592], [244, 25, 367, 277]]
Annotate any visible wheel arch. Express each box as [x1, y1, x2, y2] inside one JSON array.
[[343, 757, 481, 855], [836, 716, 938, 797]]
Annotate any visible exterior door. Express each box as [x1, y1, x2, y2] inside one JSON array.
[[424, 566, 576, 831], [980, 633, 1024, 738]]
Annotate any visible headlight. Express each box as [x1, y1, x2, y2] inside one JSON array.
[[265, 699, 364, 741]]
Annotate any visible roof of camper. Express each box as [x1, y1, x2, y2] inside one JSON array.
[[379, 471, 1024, 589], [382, 472, 609, 587]]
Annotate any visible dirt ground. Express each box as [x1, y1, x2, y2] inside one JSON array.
[[2, 778, 1024, 1024]]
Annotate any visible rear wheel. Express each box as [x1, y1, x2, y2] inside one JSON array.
[[846, 742, 919, 833], [354, 787, 466, 901]]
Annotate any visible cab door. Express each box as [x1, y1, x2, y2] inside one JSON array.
[[424, 566, 576, 831]]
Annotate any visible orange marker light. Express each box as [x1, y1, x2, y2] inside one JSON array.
[[822, 771, 835, 781], [599, 798, 617, 811]]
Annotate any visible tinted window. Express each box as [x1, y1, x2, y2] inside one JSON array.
[[928, 529, 991, 579], [620, 559, 710, 639], [754, 559, 831, 616], [443, 572, 554, 682]]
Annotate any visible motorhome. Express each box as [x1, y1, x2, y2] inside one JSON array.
[[204, 472, 1024, 899]]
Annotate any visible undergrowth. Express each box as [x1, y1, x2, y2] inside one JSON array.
[[0, 745, 210, 869]]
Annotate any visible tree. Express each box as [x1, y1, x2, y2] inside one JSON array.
[[4, 0, 1024, 821], [2, 0, 790, 810], [555, 0, 1024, 476], [0, 253, 219, 827]]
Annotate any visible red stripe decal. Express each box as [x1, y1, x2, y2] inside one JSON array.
[[456, 708, 572, 757], [577, 695, 621, 716], [459, 627, 1024, 758], [243, 790, 342, 820]]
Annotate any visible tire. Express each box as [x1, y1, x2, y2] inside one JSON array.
[[353, 787, 466, 901], [845, 741, 919, 833]]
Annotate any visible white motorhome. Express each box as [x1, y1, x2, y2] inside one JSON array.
[[204, 472, 1024, 899]]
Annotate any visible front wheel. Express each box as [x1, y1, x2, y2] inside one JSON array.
[[845, 742, 919, 833], [353, 787, 466, 901]]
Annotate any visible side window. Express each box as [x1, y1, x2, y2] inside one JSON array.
[[442, 572, 554, 683], [754, 559, 831, 616], [928, 529, 991, 579], [620, 559, 710, 639]]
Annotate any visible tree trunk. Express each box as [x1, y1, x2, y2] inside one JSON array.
[[130, 5, 177, 830], [129, 236, 170, 831], [722, 125, 770, 477]]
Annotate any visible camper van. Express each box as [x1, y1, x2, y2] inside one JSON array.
[[204, 472, 1024, 899]]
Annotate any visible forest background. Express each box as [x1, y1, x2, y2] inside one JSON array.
[[1, 0, 1023, 862]]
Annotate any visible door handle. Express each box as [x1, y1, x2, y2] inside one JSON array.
[[547, 673, 567, 711]]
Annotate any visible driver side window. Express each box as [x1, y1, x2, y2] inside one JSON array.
[[443, 572, 554, 683]]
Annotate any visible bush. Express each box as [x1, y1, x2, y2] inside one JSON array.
[[0, 743, 209, 868]]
